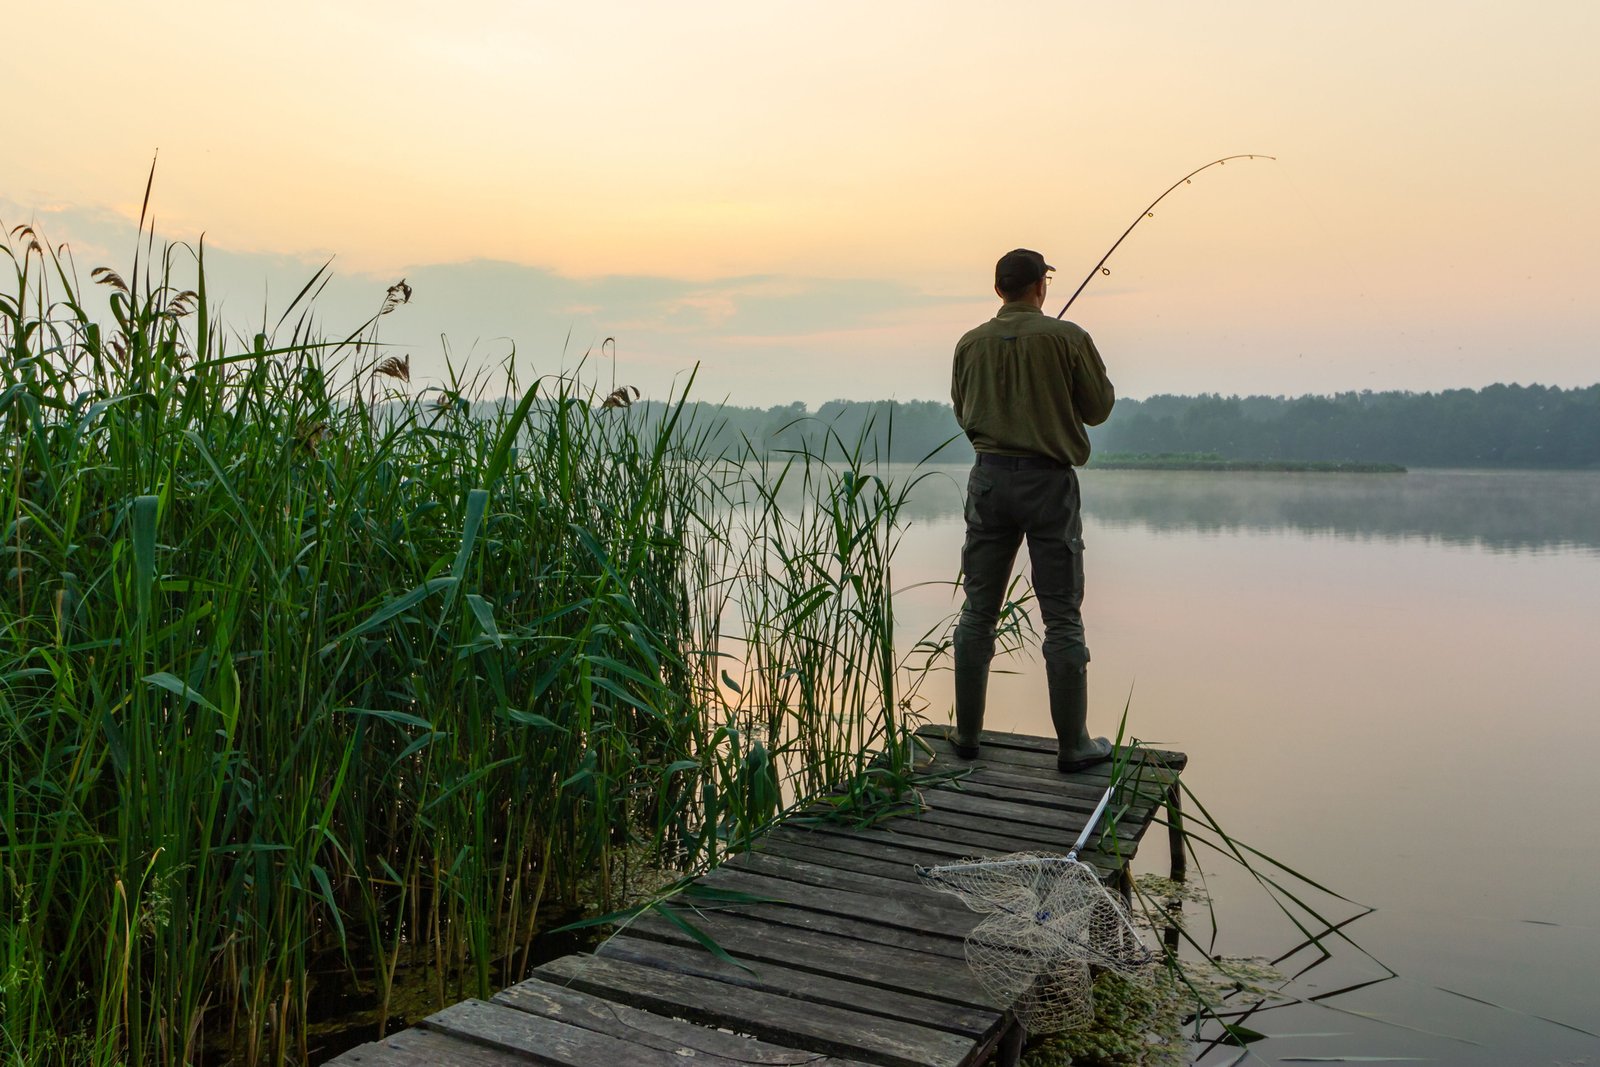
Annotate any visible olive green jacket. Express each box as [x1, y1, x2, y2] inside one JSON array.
[[950, 302, 1115, 467]]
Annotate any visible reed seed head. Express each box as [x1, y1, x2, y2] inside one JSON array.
[[602, 385, 640, 409]]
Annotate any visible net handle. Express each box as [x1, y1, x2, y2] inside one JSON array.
[[1067, 786, 1114, 863]]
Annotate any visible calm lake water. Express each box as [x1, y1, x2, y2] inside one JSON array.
[[886, 466, 1600, 1064]]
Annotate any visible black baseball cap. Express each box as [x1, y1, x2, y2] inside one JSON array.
[[995, 248, 1054, 292]]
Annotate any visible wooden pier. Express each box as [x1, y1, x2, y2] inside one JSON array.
[[329, 727, 1186, 1067]]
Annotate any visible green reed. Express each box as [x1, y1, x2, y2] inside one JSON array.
[[0, 220, 928, 1065]]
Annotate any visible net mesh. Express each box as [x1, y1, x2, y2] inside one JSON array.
[[919, 851, 1151, 1033]]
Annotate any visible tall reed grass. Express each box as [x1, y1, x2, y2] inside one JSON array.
[[0, 218, 933, 1065]]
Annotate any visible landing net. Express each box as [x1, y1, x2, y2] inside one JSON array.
[[917, 792, 1152, 1033]]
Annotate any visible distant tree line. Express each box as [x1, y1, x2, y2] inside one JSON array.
[[1096, 385, 1600, 468], [632, 383, 1599, 469]]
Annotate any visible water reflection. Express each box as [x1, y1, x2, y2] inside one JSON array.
[[883, 463, 1600, 1063], [903, 466, 1600, 555]]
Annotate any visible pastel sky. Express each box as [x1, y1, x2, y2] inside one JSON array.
[[6, 1, 1597, 406]]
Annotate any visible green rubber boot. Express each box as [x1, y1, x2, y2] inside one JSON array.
[[952, 641, 991, 759], [1048, 663, 1112, 772]]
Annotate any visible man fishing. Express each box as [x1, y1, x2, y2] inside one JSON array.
[[950, 248, 1116, 772]]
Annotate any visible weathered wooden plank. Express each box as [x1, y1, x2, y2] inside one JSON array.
[[751, 831, 1117, 901], [492, 977, 878, 1067], [536, 953, 977, 1067], [775, 822, 1120, 879], [914, 785, 1144, 842], [935, 763, 1172, 810], [918, 731, 1184, 774], [597, 932, 1002, 1037], [858, 815, 1141, 874], [916, 725, 1188, 770], [422, 998, 710, 1067], [916, 788, 1163, 849], [723, 849, 978, 913], [901, 759, 1135, 803], [921, 770, 1173, 818], [879, 807, 1130, 858], [755, 832, 939, 883], [917, 733, 1185, 781], [765, 825, 1000, 878], [921, 785, 1164, 841], [893, 770, 1175, 843], [327, 1025, 540, 1066], [623, 905, 997, 1007], [810, 776, 1156, 834], [668, 886, 972, 959], [697, 865, 977, 940], [919, 754, 1182, 797]]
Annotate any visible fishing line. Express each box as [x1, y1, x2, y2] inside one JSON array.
[[1056, 154, 1276, 319]]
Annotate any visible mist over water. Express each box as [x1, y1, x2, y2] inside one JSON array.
[[889, 465, 1600, 1063], [1088, 468, 1600, 556], [894, 467, 1600, 553]]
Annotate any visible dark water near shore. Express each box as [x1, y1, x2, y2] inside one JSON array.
[[890, 467, 1600, 1064]]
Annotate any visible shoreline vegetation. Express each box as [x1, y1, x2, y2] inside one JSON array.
[[0, 220, 959, 1065], [1, 213, 1387, 1067], [1086, 451, 1406, 473], [628, 385, 1600, 470]]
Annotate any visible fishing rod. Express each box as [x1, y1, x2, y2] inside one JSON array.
[[1056, 154, 1275, 318]]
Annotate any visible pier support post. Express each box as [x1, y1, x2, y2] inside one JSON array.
[[996, 1017, 1025, 1067], [1117, 865, 1134, 909], [1166, 782, 1186, 882]]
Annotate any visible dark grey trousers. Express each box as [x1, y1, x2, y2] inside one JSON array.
[[953, 460, 1088, 738]]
